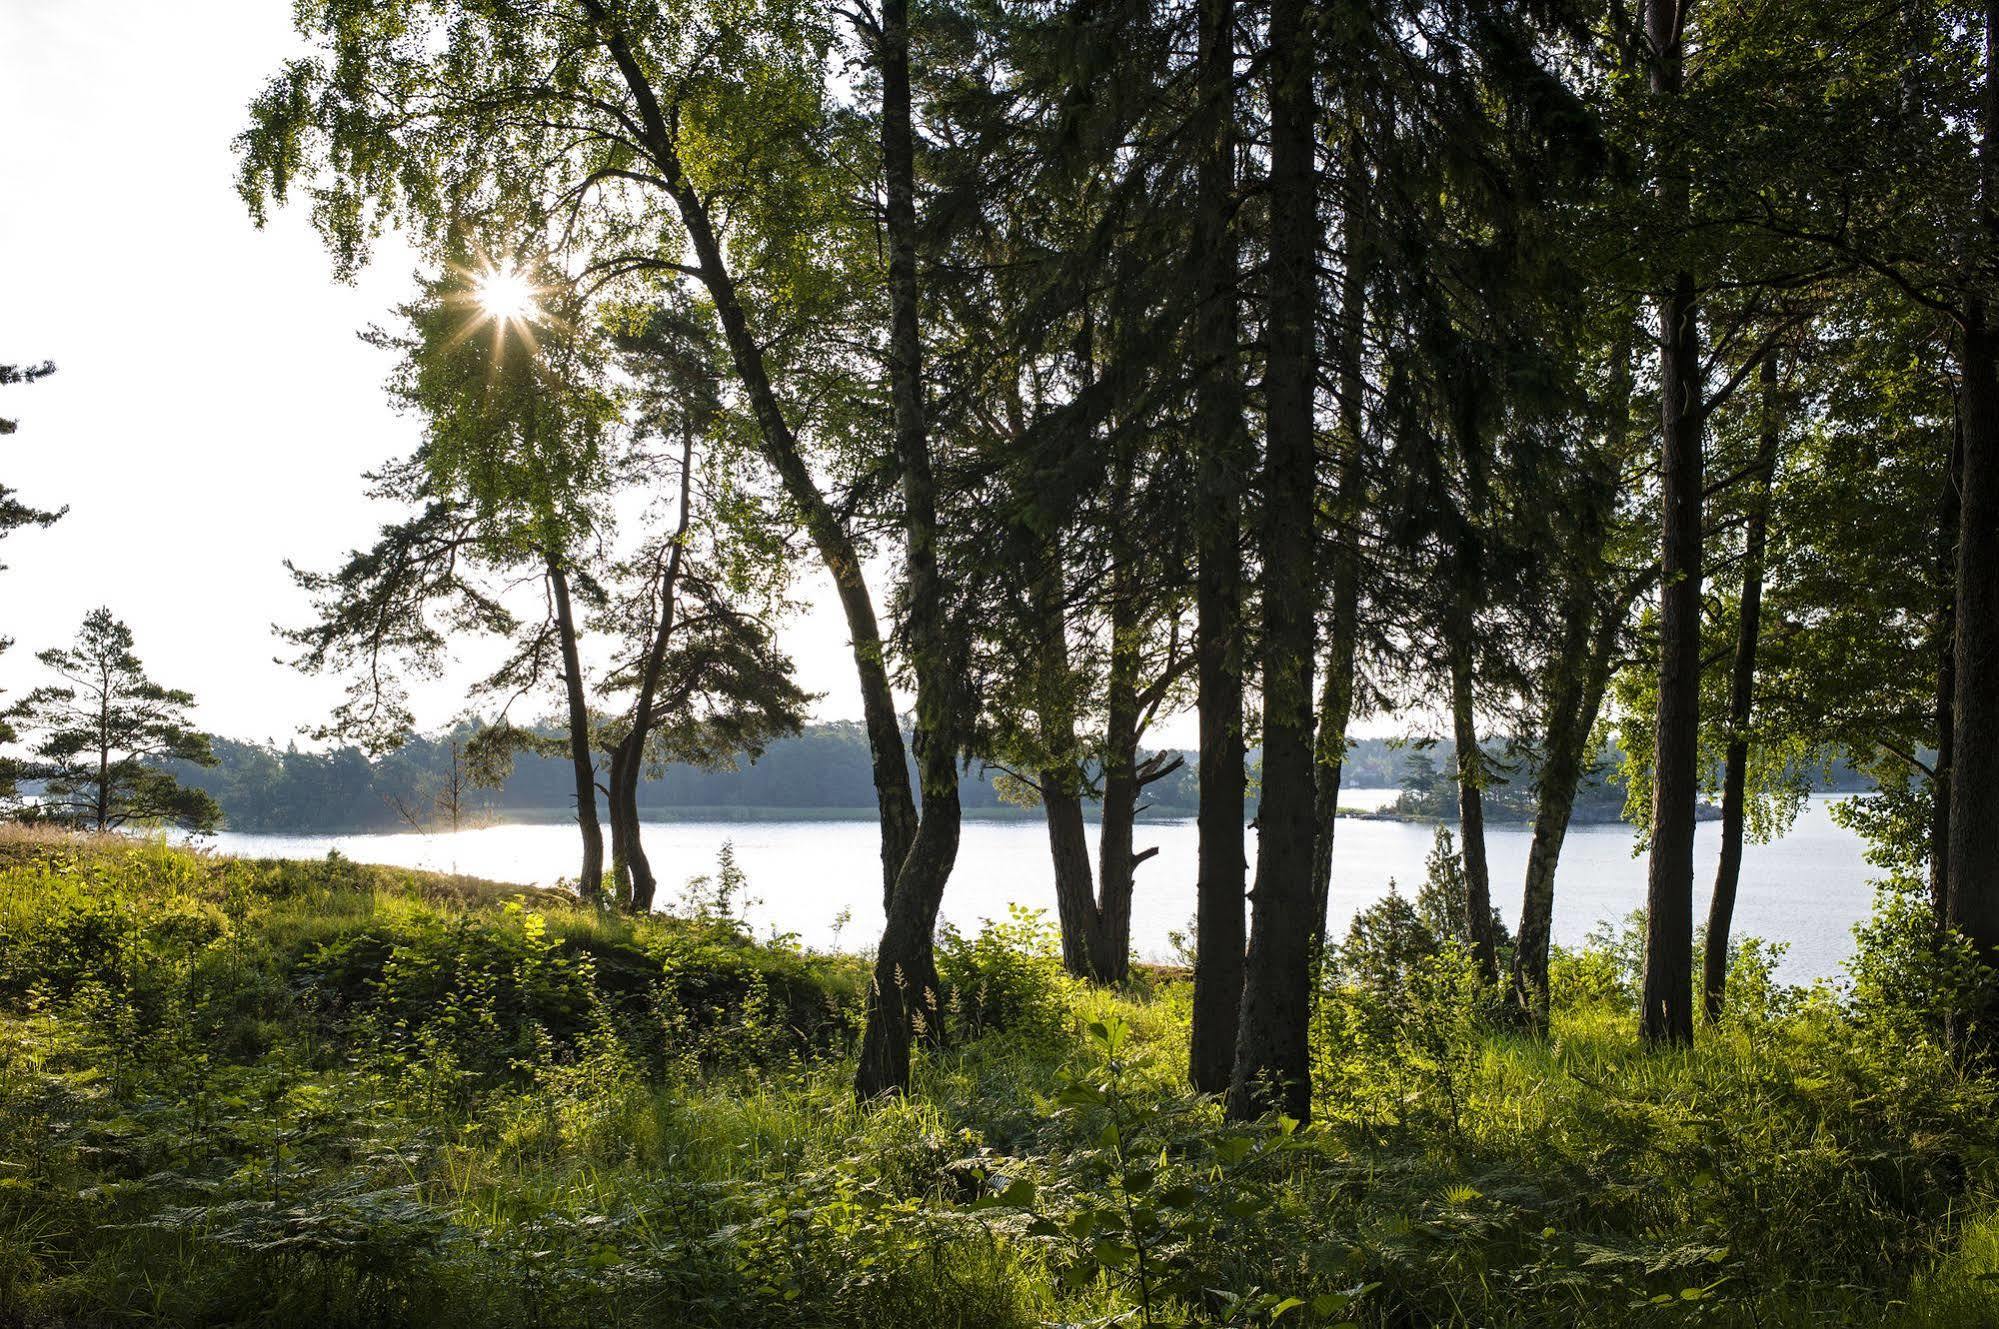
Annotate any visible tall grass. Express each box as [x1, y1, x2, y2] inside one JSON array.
[[0, 827, 1994, 1326]]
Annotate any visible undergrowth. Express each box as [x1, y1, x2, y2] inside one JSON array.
[[0, 827, 1995, 1327]]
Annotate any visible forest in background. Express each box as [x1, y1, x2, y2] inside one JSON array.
[[169, 724, 1877, 835]]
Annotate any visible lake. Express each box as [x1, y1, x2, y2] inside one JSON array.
[[207, 790, 1884, 984]]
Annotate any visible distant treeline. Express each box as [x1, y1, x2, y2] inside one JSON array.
[[170, 724, 1876, 835], [175, 722, 1207, 834]]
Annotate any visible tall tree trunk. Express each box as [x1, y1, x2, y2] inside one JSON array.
[[1043, 774, 1101, 977], [1187, 0, 1247, 1095], [1035, 535, 1105, 979], [1948, 315, 1999, 968], [617, 421, 696, 915], [1228, 0, 1317, 1124], [1642, 260, 1703, 1047], [1514, 336, 1633, 1025], [1311, 124, 1370, 957], [855, 0, 966, 1098], [1947, 0, 1999, 987], [1639, 0, 1701, 1045], [586, 2, 919, 910], [1931, 416, 1961, 922], [548, 556, 605, 902], [1091, 437, 1150, 985], [1094, 602, 1143, 985], [1513, 588, 1622, 1024], [1447, 628, 1498, 983], [1703, 353, 1781, 1020]]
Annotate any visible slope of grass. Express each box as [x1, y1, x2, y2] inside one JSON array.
[[0, 828, 1995, 1326]]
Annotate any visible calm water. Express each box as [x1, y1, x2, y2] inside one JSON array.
[[208, 790, 1881, 984]]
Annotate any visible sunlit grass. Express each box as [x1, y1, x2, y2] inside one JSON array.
[[1, 828, 1997, 1326]]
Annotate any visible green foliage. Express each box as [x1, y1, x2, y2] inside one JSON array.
[[0, 360, 65, 602], [1315, 887, 1497, 1135], [1848, 878, 1998, 1048], [936, 905, 1074, 1045], [3, 829, 1999, 1326], [965, 1017, 1356, 1327]]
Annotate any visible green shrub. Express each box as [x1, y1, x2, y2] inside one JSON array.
[[937, 906, 1074, 1045]]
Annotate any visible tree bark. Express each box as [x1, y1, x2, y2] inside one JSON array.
[[1947, 0, 1999, 967], [1513, 589, 1622, 1024], [1514, 336, 1632, 1025], [607, 740, 635, 903], [1931, 416, 1961, 922], [1703, 353, 1780, 1020], [1228, 0, 1317, 1124], [1948, 314, 1999, 966], [854, 0, 967, 1098], [584, 0, 920, 910], [1043, 773, 1101, 977], [1639, 0, 1701, 1046], [1034, 534, 1107, 980], [1448, 629, 1498, 983], [614, 745, 657, 910], [1642, 261, 1703, 1047], [855, 792, 960, 1094], [1187, 0, 1246, 1096], [548, 556, 605, 901], [1094, 606, 1143, 985], [1311, 125, 1369, 958]]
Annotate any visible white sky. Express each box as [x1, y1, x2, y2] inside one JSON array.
[[0, 0, 901, 748]]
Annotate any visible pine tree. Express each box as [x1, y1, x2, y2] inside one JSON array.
[[0, 359, 66, 799], [8, 608, 219, 832]]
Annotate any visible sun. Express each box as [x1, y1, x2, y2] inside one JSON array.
[[474, 265, 538, 321]]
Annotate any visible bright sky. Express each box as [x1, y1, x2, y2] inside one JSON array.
[[0, 0, 896, 748]]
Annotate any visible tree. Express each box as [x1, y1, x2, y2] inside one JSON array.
[[1228, 0, 1321, 1123], [598, 561, 812, 911], [1721, 0, 1999, 998], [287, 251, 620, 898], [1702, 351, 1784, 1018], [0, 358, 66, 797], [1616, 0, 1816, 1046], [593, 295, 803, 911], [1509, 355, 1644, 1023], [1186, 0, 1248, 1100], [9, 608, 219, 832], [1311, 115, 1378, 961], [850, 0, 981, 1099], [1319, 0, 1618, 1022], [240, 0, 924, 922], [1, 361, 65, 559], [916, 3, 1198, 985]]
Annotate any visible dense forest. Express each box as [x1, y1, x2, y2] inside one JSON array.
[[5, 0, 1999, 1321]]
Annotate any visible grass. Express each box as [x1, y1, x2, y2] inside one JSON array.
[[0, 825, 1996, 1326]]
